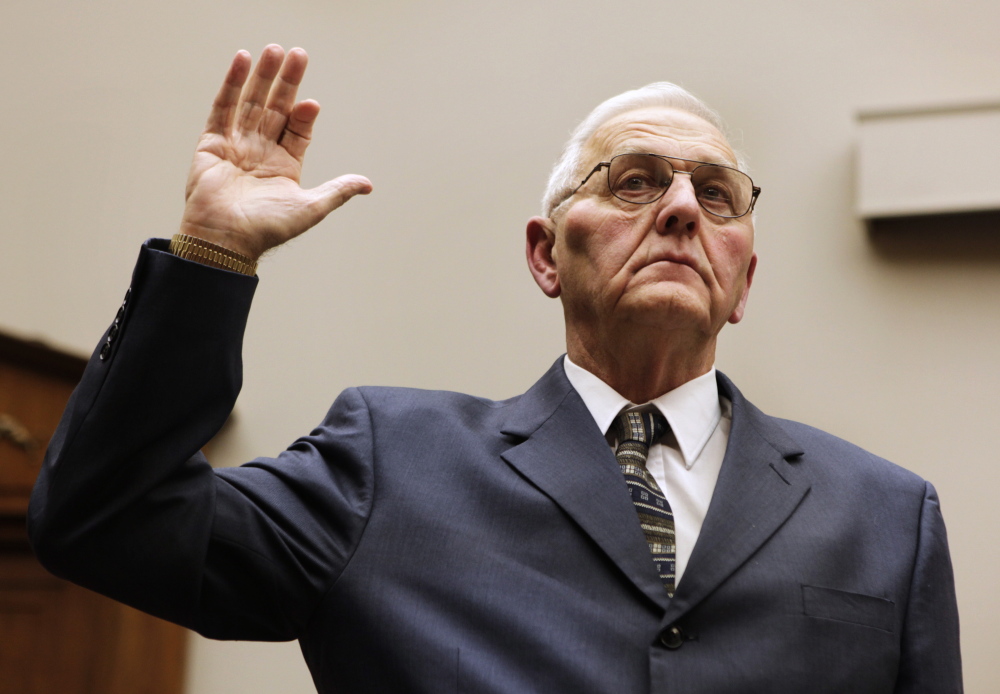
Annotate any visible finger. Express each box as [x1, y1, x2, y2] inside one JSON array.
[[307, 175, 374, 221], [279, 99, 321, 162], [259, 47, 309, 141], [205, 50, 251, 134], [236, 44, 285, 135]]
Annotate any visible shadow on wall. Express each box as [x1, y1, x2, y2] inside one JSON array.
[[867, 210, 1000, 263]]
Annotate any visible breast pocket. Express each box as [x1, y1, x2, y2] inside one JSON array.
[[801, 585, 895, 633]]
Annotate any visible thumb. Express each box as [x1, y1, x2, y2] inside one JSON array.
[[309, 174, 373, 219]]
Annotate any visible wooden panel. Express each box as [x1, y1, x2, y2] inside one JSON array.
[[0, 362, 78, 515], [0, 331, 189, 694], [0, 332, 87, 515], [0, 553, 187, 694]]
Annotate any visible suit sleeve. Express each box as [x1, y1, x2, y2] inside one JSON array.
[[894, 482, 963, 693], [27, 239, 375, 641]]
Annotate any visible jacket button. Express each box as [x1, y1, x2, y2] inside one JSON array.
[[660, 625, 684, 649], [99, 342, 112, 361]]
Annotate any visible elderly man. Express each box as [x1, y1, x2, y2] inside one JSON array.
[[30, 45, 961, 693]]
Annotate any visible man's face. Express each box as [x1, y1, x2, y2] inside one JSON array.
[[531, 106, 757, 344]]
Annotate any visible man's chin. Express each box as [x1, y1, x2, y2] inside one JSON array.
[[620, 287, 710, 331]]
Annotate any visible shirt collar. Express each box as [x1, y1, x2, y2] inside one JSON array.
[[563, 355, 723, 470]]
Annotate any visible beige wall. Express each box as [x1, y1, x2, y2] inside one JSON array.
[[3, 1, 997, 691]]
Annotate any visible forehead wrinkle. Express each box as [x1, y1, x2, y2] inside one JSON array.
[[615, 146, 734, 170], [585, 108, 738, 171]]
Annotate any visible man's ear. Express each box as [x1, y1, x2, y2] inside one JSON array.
[[526, 216, 561, 298], [728, 252, 757, 324]]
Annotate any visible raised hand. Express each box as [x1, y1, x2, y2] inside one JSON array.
[[179, 45, 372, 261]]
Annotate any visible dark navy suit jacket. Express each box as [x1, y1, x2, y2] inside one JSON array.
[[29, 240, 962, 693]]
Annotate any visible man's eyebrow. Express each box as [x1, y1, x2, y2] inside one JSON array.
[[614, 147, 736, 168]]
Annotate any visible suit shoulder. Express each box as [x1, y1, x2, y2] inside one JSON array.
[[355, 384, 514, 407], [770, 416, 929, 493], [328, 384, 517, 426]]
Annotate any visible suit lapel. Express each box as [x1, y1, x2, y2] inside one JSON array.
[[662, 372, 809, 625], [499, 362, 812, 620], [500, 359, 671, 611]]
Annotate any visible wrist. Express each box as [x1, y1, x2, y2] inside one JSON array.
[[169, 233, 258, 276], [175, 221, 265, 259]]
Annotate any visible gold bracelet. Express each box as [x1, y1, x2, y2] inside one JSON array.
[[169, 234, 258, 276]]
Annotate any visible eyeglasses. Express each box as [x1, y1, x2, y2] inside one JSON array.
[[571, 153, 761, 219]]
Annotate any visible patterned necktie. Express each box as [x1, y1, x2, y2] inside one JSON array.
[[612, 409, 676, 597]]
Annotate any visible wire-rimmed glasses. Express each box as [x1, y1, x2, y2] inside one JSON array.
[[572, 153, 760, 219]]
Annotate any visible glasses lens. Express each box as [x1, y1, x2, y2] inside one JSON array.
[[690, 165, 753, 218], [607, 154, 673, 204], [606, 154, 754, 217]]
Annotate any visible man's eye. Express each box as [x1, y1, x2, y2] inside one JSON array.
[[623, 176, 652, 190], [697, 182, 738, 215], [698, 183, 732, 201], [615, 171, 657, 192]]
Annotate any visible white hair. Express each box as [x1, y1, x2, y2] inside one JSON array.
[[541, 82, 747, 217]]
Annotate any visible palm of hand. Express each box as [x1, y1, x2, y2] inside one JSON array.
[[177, 46, 371, 261], [183, 130, 310, 256]]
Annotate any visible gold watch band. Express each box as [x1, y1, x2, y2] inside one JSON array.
[[169, 234, 258, 276]]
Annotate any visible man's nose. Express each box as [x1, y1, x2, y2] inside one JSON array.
[[654, 172, 700, 236]]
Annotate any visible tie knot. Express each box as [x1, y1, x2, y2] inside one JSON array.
[[612, 409, 668, 449]]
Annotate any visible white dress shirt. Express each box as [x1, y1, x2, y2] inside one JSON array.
[[562, 356, 731, 584]]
